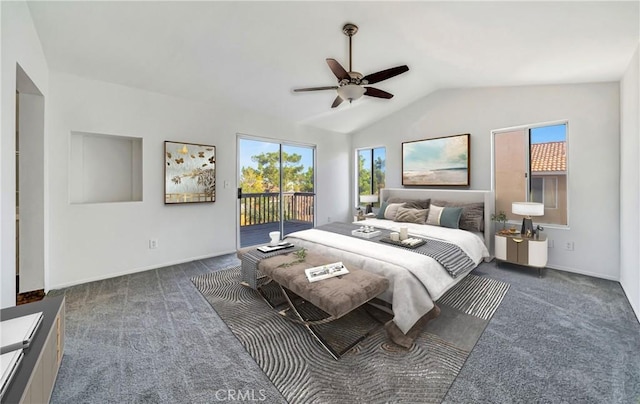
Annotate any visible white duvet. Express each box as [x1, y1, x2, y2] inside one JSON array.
[[285, 220, 490, 334]]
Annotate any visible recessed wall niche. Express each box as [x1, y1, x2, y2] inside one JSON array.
[[69, 131, 142, 204]]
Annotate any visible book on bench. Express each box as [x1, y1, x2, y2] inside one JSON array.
[[257, 243, 294, 253], [305, 262, 349, 282]]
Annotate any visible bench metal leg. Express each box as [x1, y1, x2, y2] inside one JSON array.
[[277, 284, 341, 360], [263, 283, 378, 360]]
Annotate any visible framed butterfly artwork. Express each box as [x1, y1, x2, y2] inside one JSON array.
[[164, 141, 216, 204]]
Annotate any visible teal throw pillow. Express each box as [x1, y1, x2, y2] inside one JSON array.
[[376, 201, 389, 219], [439, 206, 463, 229]]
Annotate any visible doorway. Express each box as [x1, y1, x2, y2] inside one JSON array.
[[237, 136, 315, 248], [15, 65, 46, 304]]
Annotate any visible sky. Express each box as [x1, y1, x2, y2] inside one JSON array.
[[239, 138, 314, 170], [359, 150, 371, 170], [358, 148, 386, 171], [530, 123, 566, 144]]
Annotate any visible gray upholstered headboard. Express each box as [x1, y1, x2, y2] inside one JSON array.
[[379, 188, 495, 256]]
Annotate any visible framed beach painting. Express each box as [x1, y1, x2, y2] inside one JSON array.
[[165, 141, 216, 204], [402, 133, 470, 186]]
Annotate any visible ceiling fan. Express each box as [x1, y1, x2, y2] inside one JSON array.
[[294, 23, 409, 108]]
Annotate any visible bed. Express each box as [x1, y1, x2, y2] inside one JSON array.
[[283, 188, 494, 347]]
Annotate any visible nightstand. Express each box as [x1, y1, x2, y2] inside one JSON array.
[[495, 233, 548, 276]]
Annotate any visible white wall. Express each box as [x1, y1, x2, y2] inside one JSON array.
[[1, 1, 49, 308], [620, 44, 640, 320], [47, 72, 350, 289], [351, 83, 621, 281]]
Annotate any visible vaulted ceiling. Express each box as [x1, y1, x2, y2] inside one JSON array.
[[27, 1, 639, 134]]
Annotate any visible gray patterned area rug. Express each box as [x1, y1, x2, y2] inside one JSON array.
[[191, 267, 509, 404]]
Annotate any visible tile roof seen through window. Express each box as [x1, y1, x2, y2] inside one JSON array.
[[531, 141, 566, 172]]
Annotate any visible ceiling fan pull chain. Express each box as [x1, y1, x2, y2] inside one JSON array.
[[349, 34, 353, 73]]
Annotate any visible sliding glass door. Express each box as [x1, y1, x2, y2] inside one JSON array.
[[237, 136, 315, 247]]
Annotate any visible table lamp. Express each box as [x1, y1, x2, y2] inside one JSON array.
[[512, 202, 544, 238], [360, 194, 378, 214]]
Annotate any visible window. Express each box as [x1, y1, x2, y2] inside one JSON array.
[[531, 177, 558, 209], [356, 147, 385, 206], [494, 123, 567, 226]]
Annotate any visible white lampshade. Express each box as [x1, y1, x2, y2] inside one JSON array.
[[512, 202, 544, 217], [337, 84, 365, 103], [360, 194, 378, 203]]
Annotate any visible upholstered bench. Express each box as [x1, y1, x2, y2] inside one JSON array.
[[257, 251, 389, 358], [237, 245, 303, 289]]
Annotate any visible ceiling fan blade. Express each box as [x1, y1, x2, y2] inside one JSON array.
[[331, 95, 344, 108], [364, 87, 394, 99], [293, 86, 339, 92], [326, 58, 350, 81], [362, 65, 409, 85]]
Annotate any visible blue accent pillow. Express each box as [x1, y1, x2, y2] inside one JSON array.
[[439, 206, 463, 229], [376, 201, 389, 219]]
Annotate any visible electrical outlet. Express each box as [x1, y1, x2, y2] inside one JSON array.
[[564, 241, 574, 251], [327, 216, 331, 223], [548, 239, 554, 249], [149, 239, 158, 249]]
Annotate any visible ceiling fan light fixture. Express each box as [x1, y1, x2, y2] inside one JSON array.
[[337, 84, 365, 103]]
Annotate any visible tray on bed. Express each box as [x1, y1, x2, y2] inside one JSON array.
[[379, 237, 426, 249]]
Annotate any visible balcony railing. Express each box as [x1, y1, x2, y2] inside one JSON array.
[[240, 192, 314, 226]]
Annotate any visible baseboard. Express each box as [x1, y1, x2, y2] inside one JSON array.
[[485, 256, 620, 282], [488, 257, 620, 282], [544, 263, 619, 282], [48, 249, 238, 291], [492, 260, 637, 321]]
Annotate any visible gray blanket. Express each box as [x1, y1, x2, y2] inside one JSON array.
[[316, 222, 476, 278]]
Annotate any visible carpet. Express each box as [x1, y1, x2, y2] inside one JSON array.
[[192, 267, 509, 404]]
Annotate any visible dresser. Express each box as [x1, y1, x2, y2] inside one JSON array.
[[1, 296, 65, 404]]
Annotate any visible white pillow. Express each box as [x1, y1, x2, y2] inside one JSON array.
[[384, 203, 405, 220], [426, 205, 444, 225]]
